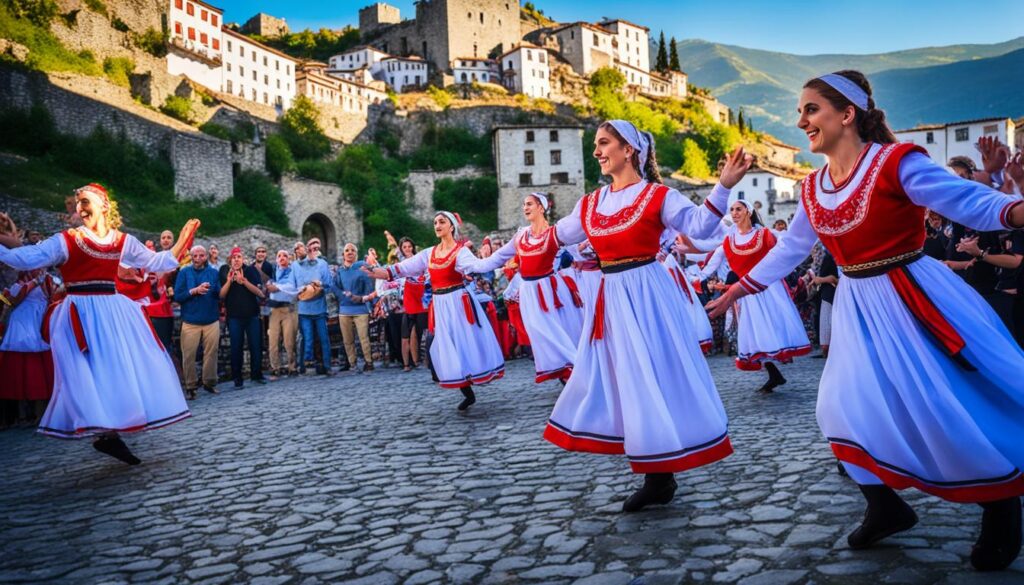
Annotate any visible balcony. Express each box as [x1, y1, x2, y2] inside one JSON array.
[[169, 37, 222, 67]]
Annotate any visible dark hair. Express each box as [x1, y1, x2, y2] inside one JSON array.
[[598, 122, 663, 183], [398, 236, 416, 252], [803, 70, 896, 145]]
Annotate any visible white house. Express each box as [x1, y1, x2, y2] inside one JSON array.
[[895, 117, 1018, 170], [729, 166, 804, 225], [550, 22, 615, 78], [328, 66, 376, 86], [297, 62, 387, 114], [328, 46, 390, 81], [499, 45, 550, 99], [599, 19, 650, 75], [167, 0, 224, 90], [492, 125, 585, 230], [451, 58, 499, 84], [221, 27, 297, 109], [381, 55, 428, 93], [614, 60, 650, 91]]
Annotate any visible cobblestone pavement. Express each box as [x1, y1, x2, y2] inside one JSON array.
[[1, 355, 1022, 585]]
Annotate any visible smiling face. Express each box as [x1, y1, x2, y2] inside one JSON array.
[[729, 202, 752, 228], [76, 192, 107, 231], [523, 196, 545, 221], [433, 215, 454, 239], [160, 230, 174, 250], [400, 240, 414, 257], [797, 87, 855, 155], [343, 244, 357, 264], [593, 126, 633, 177], [255, 248, 267, 262]]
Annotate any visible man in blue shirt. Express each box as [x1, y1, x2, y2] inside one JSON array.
[[265, 249, 299, 379], [280, 238, 339, 375], [174, 245, 222, 399], [332, 242, 377, 372]]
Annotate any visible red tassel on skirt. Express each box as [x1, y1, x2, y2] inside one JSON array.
[[561, 275, 584, 307], [590, 279, 606, 342], [549, 276, 564, 309]]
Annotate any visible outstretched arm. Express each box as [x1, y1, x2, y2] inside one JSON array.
[[365, 248, 430, 280], [120, 234, 180, 273], [460, 235, 517, 275], [901, 152, 1023, 230], [0, 233, 67, 271]]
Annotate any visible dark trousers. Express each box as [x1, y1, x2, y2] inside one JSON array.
[[384, 312, 403, 362], [150, 316, 175, 356], [228, 316, 263, 382]]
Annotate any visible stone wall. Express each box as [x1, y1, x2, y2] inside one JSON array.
[[232, 141, 266, 175], [170, 133, 234, 202], [280, 175, 363, 260], [406, 166, 489, 222], [0, 68, 235, 202], [194, 228, 296, 262]]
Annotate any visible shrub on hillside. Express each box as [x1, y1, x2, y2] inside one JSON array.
[[132, 27, 167, 58], [233, 171, 289, 231], [159, 95, 193, 123], [83, 0, 107, 17], [409, 125, 492, 171], [7, 0, 58, 27], [102, 56, 133, 87], [427, 85, 452, 109], [678, 138, 712, 179], [265, 134, 296, 179], [0, 2, 102, 75], [433, 176, 498, 231], [281, 95, 330, 160]]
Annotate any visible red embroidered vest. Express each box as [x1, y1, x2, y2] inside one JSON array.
[[428, 244, 466, 289], [802, 143, 928, 267], [581, 183, 669, 262], [60, 229, 125, 286], [516, 227, 560, 278], [723, 227, 777, 279]]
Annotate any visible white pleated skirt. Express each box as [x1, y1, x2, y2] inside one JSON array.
[[572, 268, 602, 309], [735, 280, 811, 370], [662, 255, 713, 352], [543, 262, 732, 473], [518, 273, 584, 383], [821, 256, 1024, 502], [429, 288, 505, 389], [38, 294, 190, 439]]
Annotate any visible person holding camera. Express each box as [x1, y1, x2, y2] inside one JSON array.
[[219, 246, 266, 389]]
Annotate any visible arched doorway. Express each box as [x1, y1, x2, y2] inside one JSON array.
[[301, 213, 337, 262]]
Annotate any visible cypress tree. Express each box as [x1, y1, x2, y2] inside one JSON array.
[[669, 37, 681, 71], [738, 110, 745, 133], [655, 32, 669, 73]]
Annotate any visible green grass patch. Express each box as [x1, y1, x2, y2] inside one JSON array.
[[159, 95, 193, 124], [102, 56, 133, 87], [83, 0, 107, 17], [0, 3, 102, 76]]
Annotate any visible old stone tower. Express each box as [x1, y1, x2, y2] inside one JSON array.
[[362, 0, 522, 73]]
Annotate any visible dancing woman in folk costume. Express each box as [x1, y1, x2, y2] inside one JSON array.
[[543, 119, 753, 512], [0, 184, 200, 465], [708, 71, 1024, 571], [658, 229, 714, 354], [691, 201, 812, 392], [0, 269, 56, 412], [364, 212, 505, 411], [462, 193, 584, 385], [567, 240, 601, 308]]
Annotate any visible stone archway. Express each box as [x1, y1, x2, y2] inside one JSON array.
[[302, 213, 337, 263]]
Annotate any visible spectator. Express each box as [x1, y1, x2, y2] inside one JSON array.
[[924, 210, 950, 261], [773, 219, 788, 232], [288, 238, 338, 375], [252, 246, 274, 284], [266, 249, 299, 379], [333, 242, 376, 372], [174, 245, 222, 400], [208, 244, 224, 271], [219, 246, 266, 388]]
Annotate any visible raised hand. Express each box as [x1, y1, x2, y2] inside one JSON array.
[[172, 219, 201, 260], [977, 136, 1009, 175], [718, 146, 755, 189], [1006, 152, 1024, 194], [705, 283, 748, 319]]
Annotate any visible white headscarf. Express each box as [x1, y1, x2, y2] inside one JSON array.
[[435, 211, 461, 239], [526, 192, 549, 211], [607, 120, 654, 179]]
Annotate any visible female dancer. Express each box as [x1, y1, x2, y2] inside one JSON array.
[[0, 269, 55, 421], [544, 119, 751, 511], [693, 201, 811, 392], [708, 71, 1024, 570], [567, 240, 601, 307], [364, 212, 504, 411], [0, 184, 199, 464], [660, 230, 714, 354], [463, 193, 584, 384]]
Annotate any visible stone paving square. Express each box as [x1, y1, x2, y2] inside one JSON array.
[[1, 356, 1022, 584]]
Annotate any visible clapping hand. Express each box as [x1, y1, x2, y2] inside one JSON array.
[[718, 146, 755, 189], [977, 137, 1009, 175], [956, 236, 983, 257]]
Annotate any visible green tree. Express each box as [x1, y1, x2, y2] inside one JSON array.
[[589, 66, 626, 93], [737, 110, 745, 133], [669, 36, 681, 71], [265, 134, 296, 179], [678, 138, 711, 179], [280, 95, 330, 160], [655, 32, 669, 73]]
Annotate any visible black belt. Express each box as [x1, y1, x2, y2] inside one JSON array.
[[67, 282, 116, 295], [433, 284, 465, 295], [600, 257, 656, 274], [841, 251, 924, 279], [523, 271, 555, 281], [267, 300, 293, 308]]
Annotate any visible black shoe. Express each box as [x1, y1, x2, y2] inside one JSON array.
[[253, 378, 267, 385], [847, 484, 918, 549], [363, 363, 375, 372], [971, 497, 1022, 571], [288, 369, 299, 377], [812, 353, 826, 359], [202, 384, 219, 395], [756, 381, 776, 394], [185, 388, 197, 400], [458, 388, 476, 411], [837, 460, 849, 477], [233, 380, 243, 389], [92, 435, 141, 465], [623, 473, 677, 512]]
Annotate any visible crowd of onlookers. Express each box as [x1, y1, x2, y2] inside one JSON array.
[[1, 135, 1021, 429]]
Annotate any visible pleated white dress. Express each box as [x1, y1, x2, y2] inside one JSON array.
[[661, 251, 714, 353], [0, 228, 189, 438], [745, 142, 1024, 502], [465, 227, 584, 383], [567, 243, 602, 308], [388, 244, 504, 389], [543, 181, 734, 473]]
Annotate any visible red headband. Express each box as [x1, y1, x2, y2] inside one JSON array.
[[76, 183, 109, 203]]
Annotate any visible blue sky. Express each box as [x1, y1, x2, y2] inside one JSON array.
[[213, 0, 1024, 55]]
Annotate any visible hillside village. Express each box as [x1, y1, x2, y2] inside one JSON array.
[[0, 0, 811, 257]]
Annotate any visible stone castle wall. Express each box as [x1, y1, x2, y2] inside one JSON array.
[[280, 175, 363, 260], [406, 166, 489, 222], [170, 132, 234, 202]]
